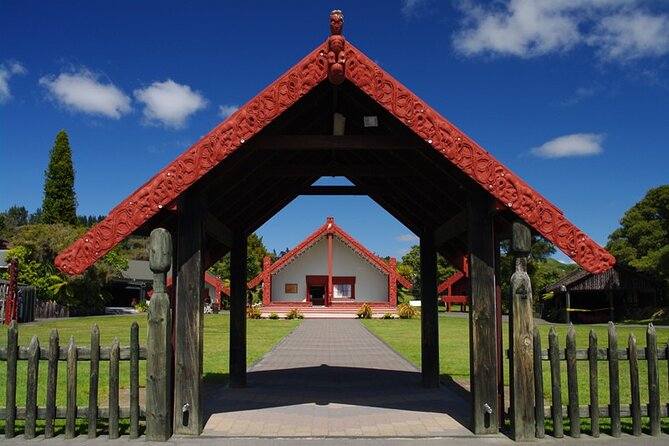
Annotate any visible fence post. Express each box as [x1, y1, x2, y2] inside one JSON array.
[[5, 320, 18, 439], [533, 327, 544, 438], [647, 324, 660, 436], [508, 221, 535, 441], [45, 329, 59, 438], [608, 322, 621, 437], [548, 327, 563, 438], [628, 333, 641, 436], [109, 337, 120, 439], [588, 329, 599, 437], [65, 336, 78, 439], [130, 321, 140, 439], [24, 335, 40, 439], [88, 324, 100, 438], [566, 324, 580, 438], [146, 227, 173, 441]]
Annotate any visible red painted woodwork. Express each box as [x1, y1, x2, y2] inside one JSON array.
[[441, 295, 468, 312], [261, 256, 271, 306], [344, 42, 614, 274], [4, 258, 18, 324], [55, 43, 329, 275], [388, 257, 398, 306], [154, 273, 230, 301], [327, 9, 346, 85], [56, 19, 614, 277], [247, 217, 412, 293]]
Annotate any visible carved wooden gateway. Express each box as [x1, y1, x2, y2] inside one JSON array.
[[56, 11, 614, 441]]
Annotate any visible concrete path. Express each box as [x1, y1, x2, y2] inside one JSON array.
[[203, 319, 474, 438]]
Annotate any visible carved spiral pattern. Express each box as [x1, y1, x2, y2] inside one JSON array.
[[56, 45, 329, 275], [57, 39, 614, 276], [346, 43, 614, 274]]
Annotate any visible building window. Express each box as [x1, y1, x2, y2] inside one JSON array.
[[285, 283, 298, 294], [333, 283, 352, 299]]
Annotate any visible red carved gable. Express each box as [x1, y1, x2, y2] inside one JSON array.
[[56, 31, 614, 276], [55, 44, 329, 275], [344, 43, 614, 274], [247, 217, 412, 290]]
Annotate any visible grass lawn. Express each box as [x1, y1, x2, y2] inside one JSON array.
[[0, 313, 299, 410], [362, 316, 669, 405]]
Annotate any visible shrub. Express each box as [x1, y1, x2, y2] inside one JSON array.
[[356, 303, 373, 319], [383, 312, 394, 319], [247, 305, 262, 319], [134, 301, 149, 313], [269, 312, 279, 320], [286, 308, 304, 319], [397, 302, 418, 319]]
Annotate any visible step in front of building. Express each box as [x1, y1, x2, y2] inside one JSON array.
[[260, 304, 397, 319]]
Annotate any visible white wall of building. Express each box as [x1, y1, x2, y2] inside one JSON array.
[[270, 235, 388, 303], [332, 237, 388, 301]]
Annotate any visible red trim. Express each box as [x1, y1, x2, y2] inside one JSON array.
[[57, 31, 614, 275], [261, 256, 271, 306], [55, 43, 329, 275], [327, 226, 333, 306], [344, 42, 614, 274], [248, 217, 412, 292], [388, 257, 397, 306], [151, 272, 230, 300]]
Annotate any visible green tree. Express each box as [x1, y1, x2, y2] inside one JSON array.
[[208, 233, 274, 283], [42, 130, 78, 225], [3, 223, 127, 306], [0, 205, 29, 238], [399, 245, 457, 299], [607, 184, 669, 288]]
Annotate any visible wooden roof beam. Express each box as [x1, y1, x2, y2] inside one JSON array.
[[301, 185, 366, 195], [260, 164, 410, 177], [250, 135, 417, 151], [206, 212, 234, 248], [434, 210, 468, 248]]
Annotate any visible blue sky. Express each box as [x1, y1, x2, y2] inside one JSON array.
[[1, 1, 668, 263]]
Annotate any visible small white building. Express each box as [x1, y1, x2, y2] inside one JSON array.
[[248, 217, 411, 310]]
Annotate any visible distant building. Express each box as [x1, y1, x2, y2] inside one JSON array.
[[109, 260, 229, 308], [248, 217, 411, 311], [544, 265, 663, 323]]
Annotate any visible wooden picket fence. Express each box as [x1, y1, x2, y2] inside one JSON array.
[[0, 321, 146, 439], [532, 322, 668, 438]]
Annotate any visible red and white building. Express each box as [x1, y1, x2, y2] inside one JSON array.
[[248, 217, 411, 313]]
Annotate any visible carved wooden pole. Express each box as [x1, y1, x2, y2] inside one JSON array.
[[4, 258, 18, 324], [467, 190, 498, 434], [146, 228, 173, 441], [509, 221, 535, 441], [174, 190, 205, 435]]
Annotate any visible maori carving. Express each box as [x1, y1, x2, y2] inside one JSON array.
[[57, 30, 614, 276], [345, 42, 615, 274], [327, 9, 346, 85], [56, 45, 329, 275]]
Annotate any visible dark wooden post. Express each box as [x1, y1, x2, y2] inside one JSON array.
[[509, 221, 535, 440], [467, 190, 498, 434], [420, 232, 439, 388], [174, 190, 205, 435], [146, 228, 173, 441], [230, 231, 248, 388]]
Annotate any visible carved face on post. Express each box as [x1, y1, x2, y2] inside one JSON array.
[[330, 10, 344, 35]]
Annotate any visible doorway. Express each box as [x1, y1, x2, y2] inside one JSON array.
[[309, 286, 325, 306]]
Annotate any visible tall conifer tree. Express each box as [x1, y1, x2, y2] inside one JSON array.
[[42, 130, 78, 225]]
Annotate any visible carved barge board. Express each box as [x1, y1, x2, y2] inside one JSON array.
[[55, 38, 614, 276]]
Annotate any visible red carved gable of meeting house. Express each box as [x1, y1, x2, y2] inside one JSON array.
[[56, 10, 614, 277]]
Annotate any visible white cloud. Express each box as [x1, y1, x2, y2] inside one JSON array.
[[452, 1, 669, 63], [530, 133, 605, 158], [590, 12, 669, 61], [396, 233, 419, 243], [134, 80, 207, 129], [401, 0, 425, 17], [218, 104, 239, 119], [39, 68, 131, 118], [0, 61, 27, 103]]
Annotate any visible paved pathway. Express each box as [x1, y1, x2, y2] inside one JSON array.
[[203, 319, 474, 438]]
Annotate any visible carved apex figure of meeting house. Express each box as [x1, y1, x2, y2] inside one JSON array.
[[327, 9, 345, 85]]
